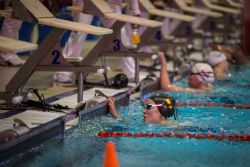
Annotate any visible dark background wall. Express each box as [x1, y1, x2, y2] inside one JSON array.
[[242, 0, 250, 56]]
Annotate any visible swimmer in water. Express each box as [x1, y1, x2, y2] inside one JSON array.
[[159, 51, 215, 92], [207, 51, 232, 80], [108, 95, 177, 124]]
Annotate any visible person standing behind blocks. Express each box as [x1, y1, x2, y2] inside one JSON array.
[[0, 0, 24, 66], [53, 0, 93, 83], [106, 0, 141, 80]]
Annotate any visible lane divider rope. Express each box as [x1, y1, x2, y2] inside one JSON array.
[[98, 131, 250, 141], [176, 103, 250, 109]]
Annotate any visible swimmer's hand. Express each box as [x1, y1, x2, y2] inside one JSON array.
[[107, 97, 120, 119]]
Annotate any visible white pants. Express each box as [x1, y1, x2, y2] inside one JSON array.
[[54, 0, 93, 82], [0, 18, 22, 61], [62, 0, 93, 58], [107, 1, 136, 78]]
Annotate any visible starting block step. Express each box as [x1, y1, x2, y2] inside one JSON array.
[[0, 36, 38, 53], [65, 57, 84, 63], [149, 9, 194, 21], [38, 17, 113, 35], [175, 0, 222, 17], [21, 0, 113, 35], [201, 0, 240, 14], [105, 13, 162, 27], [138, 0, 194, 21], [227, 0, 243, 8], [0, 9, 12, 17]]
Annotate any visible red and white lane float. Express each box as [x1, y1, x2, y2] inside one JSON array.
[[98, 131, 250, 141]]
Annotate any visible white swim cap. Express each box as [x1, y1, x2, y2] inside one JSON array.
[[191, 63, 215, 84], [207, 51, 227, 67]]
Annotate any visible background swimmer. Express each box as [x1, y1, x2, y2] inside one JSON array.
[[159, 52, 214, 92], [207, 51, 232, 80]]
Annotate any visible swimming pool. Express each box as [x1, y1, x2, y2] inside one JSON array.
[[2, 67, 250, 167]]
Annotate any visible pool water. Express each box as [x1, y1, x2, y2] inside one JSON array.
[[2, 66, 250, 167]]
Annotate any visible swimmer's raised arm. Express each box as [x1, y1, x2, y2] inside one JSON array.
[[159, 52, 205, 93], [107, 97, 120, 119]]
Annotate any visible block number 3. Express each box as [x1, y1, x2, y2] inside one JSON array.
[[113, 39, 121, 51]]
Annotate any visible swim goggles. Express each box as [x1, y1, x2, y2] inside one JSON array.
[[143, 98, 177, 119], [190, 71, 214, 77], [144, 104, 162, 111], [190, 70, 214, 83]]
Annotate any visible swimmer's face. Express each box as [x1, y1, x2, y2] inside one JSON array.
[[143, 99, 163, 123], [188, 75, 204, 88]]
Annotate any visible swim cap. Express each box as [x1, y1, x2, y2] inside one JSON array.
[[149, 95, 177, 119], [191, 63, 215, 84], [207, 51, 227, 67]]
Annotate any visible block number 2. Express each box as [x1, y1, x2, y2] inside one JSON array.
[[51, 50, 61, 64]]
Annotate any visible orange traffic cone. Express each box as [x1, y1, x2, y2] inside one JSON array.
[[103, 141, 120, 167]]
